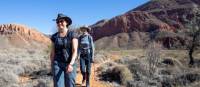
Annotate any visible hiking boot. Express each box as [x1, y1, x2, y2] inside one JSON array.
[[86, 84, 90, 87], [86, 81, 90, 87], [81, 79, 85, 86], [81, 74, 86, 87]]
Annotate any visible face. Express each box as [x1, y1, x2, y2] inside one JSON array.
[[56, 19, 68, 32], [81, 29, 88, 34]]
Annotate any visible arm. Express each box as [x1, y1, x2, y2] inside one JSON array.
[[66, 38, 78, 73], [70, 38, 78, 65], [90, 36, 95, 62]]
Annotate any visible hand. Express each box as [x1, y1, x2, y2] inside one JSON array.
[[66, 64, 73, 73]]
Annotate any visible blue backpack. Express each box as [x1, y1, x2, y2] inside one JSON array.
[[79, 34, 92, 55]]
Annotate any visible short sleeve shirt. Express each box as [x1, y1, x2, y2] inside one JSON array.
[[51, 31, 78, 63]]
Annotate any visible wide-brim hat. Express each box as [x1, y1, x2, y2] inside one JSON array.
[[53, 13, 72, 26], [80, 25, 91, 32]]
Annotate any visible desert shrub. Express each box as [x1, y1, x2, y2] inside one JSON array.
[[145, 41, 161, 78], [93, 52, 108, 64], [127, 59, 144, 79], [116, 57, 144, 81], [99, 64, 133, 85], [44, 44, 52, 55], [0, 63, 24, 75], [173, 72, 200, 86], [114, 65, 133, 85], [27, 49, 36, 55], [0, 72, 19, 87], [8, 84, 20, 87], [36, 78, 53, 87], [127, 80, 150, 87], [19, 61, 40, 75], [162, 58, 175, 66], [97, 61, 117, 73], [160, 57, 184, 69], [115, 56, 133, 65]]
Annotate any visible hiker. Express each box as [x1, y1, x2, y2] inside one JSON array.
[[50, 13, 78, 87], [79, 26, 95, 87]]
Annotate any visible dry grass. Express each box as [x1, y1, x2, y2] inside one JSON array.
[[95, 49, 200, 87], [112, 65, 133, 85]]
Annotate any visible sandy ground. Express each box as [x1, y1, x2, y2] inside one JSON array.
[[76, 63, 112, 87]]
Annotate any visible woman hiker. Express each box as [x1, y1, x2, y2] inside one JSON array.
[[79, 26, 95, 87], [50, 13, 78, 87]]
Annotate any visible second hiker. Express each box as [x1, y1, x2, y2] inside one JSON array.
[[79, 26, 95, 87]]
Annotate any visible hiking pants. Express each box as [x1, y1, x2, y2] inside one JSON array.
[[80, 54, 92, 83], [52, 61, 77, 87]]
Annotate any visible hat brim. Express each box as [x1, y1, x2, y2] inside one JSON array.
[[53, 17, 72, 26], [80, 27, 91, 32]]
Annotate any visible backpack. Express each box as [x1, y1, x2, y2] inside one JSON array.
[[79, 34, 92, 55]]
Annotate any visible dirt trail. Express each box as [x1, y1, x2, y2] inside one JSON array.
[[76, 63, 112, 87], [75, 53, 123, 87]]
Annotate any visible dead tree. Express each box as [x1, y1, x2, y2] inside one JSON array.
[[146, 41, 161, 78], [184, 10, 200, 65]]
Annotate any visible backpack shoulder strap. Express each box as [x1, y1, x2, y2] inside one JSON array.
[[79, 35, 84, 40], [88, 35, 92, 46], [88, 35, 91, 43], [63, 31, 73, 49], [66, 31, 73, 39]]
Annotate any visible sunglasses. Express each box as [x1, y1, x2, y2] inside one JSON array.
[[56, 19, 65, 24]]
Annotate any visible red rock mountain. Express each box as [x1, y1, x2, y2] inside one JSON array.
[[91, 0, 200, 49], [0, 24, 50, 48]]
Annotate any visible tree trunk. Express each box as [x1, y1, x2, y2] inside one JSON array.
[[189, 44, 194, 65], [189, 32, 198, 65]]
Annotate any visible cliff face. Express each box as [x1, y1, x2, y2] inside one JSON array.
[[91, 0, 200, 49], [132, 0, 199, 29], [91, 11, 172, 41], [0, 24, 50, 48]]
